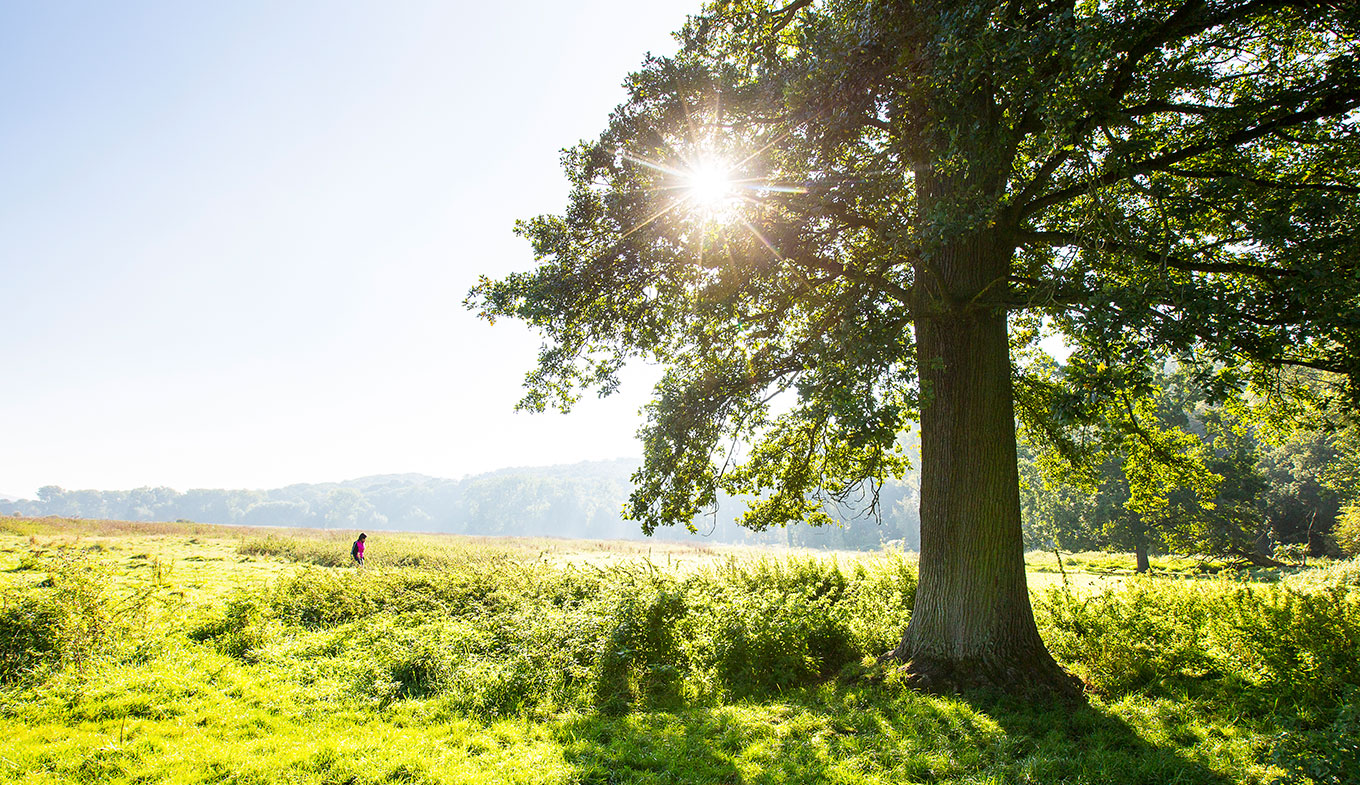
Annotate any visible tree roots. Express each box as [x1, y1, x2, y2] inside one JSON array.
[[878, 648, 1087, 703]]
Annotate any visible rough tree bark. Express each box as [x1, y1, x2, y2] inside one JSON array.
[[889, 231, 1082, 697]]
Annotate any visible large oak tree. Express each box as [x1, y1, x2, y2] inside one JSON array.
[[469, 0, 1360, 695]]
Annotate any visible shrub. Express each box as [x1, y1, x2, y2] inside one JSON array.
[[683, 555, 916, 698], [0, 552, 152, 683], [1036, 579, 1216, 695], [592, 570, 688, 713], [1037, 571, 1360, 714], [0, 593, 62, 684], [193, 551, 919, 714], [188, 592, 271, 660]]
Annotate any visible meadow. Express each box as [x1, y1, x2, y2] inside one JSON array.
[[1, 516, 1357, 784]]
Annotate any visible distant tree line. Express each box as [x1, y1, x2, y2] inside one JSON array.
[[4, 458, 922, 550]]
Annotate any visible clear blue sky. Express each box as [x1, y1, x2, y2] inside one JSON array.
[[0, 0, 701, 498]]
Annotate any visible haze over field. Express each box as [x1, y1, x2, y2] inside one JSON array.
[[0, 458, 926, 550], [0, 0, 702, 499]]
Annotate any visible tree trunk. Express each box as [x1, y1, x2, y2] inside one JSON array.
[[1134, 518, 1151, 573], [890, 232, 1081, 698]]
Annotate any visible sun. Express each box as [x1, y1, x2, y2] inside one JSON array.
[[614, 139, 804, 241], [686, 161, 735, 212]]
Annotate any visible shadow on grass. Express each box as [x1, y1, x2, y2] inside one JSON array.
[[554, 685, 1234, 784], [956, 690, 1234, 785]]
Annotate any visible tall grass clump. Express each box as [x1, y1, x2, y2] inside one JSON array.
[[684, 555, 915, 698], [0, 551, 155, 684]]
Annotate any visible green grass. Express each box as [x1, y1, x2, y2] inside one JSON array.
[[2, 516, 1358, 784], [1024, 549, 1208, 576]]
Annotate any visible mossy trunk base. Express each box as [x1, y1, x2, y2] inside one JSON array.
[[883, 646, 1085, 700]]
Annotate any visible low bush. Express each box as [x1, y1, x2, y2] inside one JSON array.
[[1036, 579, 1216, 694], [0, 551, 154, 683], [188, 591, 271, 660], [1038, 571, 1360, 709], [684, 556, 915, 698], [589, 569, 688, 713], [1037, 564, 1360, 783]]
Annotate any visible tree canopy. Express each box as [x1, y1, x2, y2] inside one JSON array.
[[469, 0, 1360, 693]]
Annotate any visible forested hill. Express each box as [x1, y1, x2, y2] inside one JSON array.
[[2, 459, 922, 550]]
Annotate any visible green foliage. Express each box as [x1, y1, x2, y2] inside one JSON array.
[[0, 551, 153, 683], [187, 591, 270, 660], [1037, 561, 1360, 783], [1039, 574, 1360, 708], [591, 571, 689, 713], [7, 525, 1360, 784], [239, 533, 351, 567], [1285, 555, 1360, 593], [1269, 693, 1360, 785], [1039, 560, 1360, 756], [175, 549, 919, 717], [1038, 580, 1213, 695], [1335, 505, 1360, 557], [687, 557, 916, 698], [467, 0, 1360, 541], [1021, 363, 1360, 565], [0, 591, 61, 684]]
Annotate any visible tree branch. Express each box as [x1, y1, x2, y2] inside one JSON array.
[[1120, 100, 1230, 117], [794, 255, 915, 306], [1104, 0, 1212, 104], [1018, 91, 1360, 218], [768, 0, 816, 32], [1274, 356, 1347, 374], [1152, 166, 1360, 194], [1007, 0, 1342, 221], [1014, 229, 1298, 279]]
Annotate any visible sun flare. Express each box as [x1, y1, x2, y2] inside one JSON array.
[[686, 161, 735, 211], [615, 138, 804, 243]]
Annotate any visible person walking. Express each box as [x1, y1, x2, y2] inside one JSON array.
[[351, 532, 366, 566]]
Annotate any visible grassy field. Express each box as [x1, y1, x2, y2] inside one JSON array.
[[2, 516, 1357, 784]]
